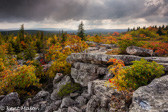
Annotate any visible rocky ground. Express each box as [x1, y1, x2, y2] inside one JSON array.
[[1, 42, 168, 112]]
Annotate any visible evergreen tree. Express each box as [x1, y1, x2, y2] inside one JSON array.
[[127, 28, 130, 32], [162, 25, 165, 29], [77, 21, 85, 41], [41, 31, 44, 40], [166, 25, 168, 30], [61, 30, 66, 43], [14, 34, 22, 53], [155, 25, 157, 28], [7, 43, 14, 54], [157, 27, 164, 35], [36, 39, 42, 53], [24, 42, 36, 60], [18, 24, 24, 41], [0, 33, 3, 45]]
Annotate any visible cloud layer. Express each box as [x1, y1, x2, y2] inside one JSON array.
[[0, 0, 167, 29]]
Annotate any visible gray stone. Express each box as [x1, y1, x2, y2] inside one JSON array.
[[70, 93, 80, 98], [22, 98, 33, 107], [67, 53, 168, 72], [55, 108, 68, 112], [126, 46, 153, 56], [75, 96, 87, 107], [99, 47, 106, 52], [53, 73, 64, 89], [81, 90, 91, 100], [84, 47, 99, 53], [0, 92, 20, 107], [66, 53, 143, 65], [71, 67, 98, 86], [86, 80, 122, 112], [60, 97, 75, 108], [86, 95, 100, 112], [130, 75, 168, 112], [68, 107, 82, 112], [45, 100, 62, 112], [33, 90, 50, 103], [71, 62, 110, 86], [31, 101, 48, 112], [100, 44, 118, 49]]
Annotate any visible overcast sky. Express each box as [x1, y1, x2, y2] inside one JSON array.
[[0, 0, 167, 30]]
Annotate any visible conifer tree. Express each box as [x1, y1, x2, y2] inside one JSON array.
[[61, 30, 66, 43], [157, 27, 164, 35], [77, 21, 85, 41], [127, 28, 130, 32], [19, 24, 24, 41]]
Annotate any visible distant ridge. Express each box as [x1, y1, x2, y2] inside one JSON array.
[[0, 28, 127, 35]]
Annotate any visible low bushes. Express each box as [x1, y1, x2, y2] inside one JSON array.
[[58, 82, 81, 97], [108, 58, 165, 90]]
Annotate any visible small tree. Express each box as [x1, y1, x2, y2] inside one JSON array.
[[61, 30, 66, 43], [77, 21, 85, 41], [24, 42, 36, 60], [157, 27, 164, 35], [18, 24, 24, 41]]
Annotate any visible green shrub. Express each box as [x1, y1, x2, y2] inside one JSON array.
[[117, 39, 137, 53], [58, 82, 81, 97], [17, 52, 24, 60], [121, 58, 165, 90]]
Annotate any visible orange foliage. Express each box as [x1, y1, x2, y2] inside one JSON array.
[[143, 42, 168, 55], [139, 34, 146, 38], [65, 35, 88, 52], [102, 36, 117, 44], [21, 41, 26, 48], [121, 34, 133, 40], [112, 32, 120, 36]]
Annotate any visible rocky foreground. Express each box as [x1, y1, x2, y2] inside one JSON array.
[[1, 43, 168, 112]]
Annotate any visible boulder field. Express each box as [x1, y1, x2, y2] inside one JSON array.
[[1, 44, 168, 112]]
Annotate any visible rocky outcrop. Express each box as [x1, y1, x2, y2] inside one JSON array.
[[67, 53, 168, 72], [126, 46, 153, 56], [3, 44, 168, 112], [130, 75, 168, 112], [66, 53, 143, 65]]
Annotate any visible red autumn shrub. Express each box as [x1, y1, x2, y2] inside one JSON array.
[[143, 42, 168, 56]]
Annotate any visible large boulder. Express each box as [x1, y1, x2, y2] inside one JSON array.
[[126, 46, 153, 56], [130, 75, 168, 112], [0, 92, 20, 107]]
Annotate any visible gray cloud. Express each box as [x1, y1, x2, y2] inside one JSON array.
[[0, 0, 167, 23]]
